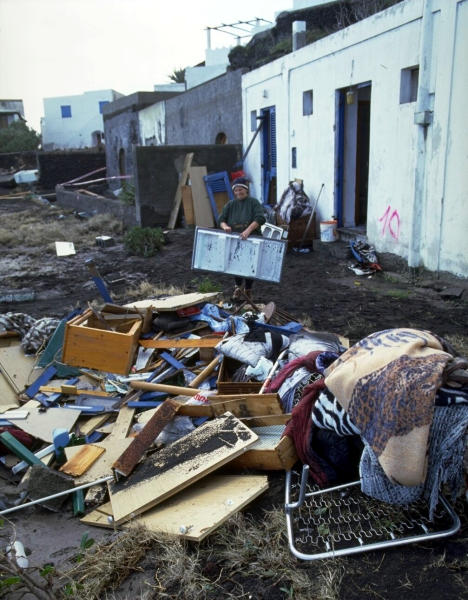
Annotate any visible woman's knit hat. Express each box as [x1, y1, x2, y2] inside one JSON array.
[[232, 177, 249, 191]]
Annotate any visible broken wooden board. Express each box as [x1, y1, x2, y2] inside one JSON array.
[[189, 166, 214, 228], [139, 337, 221, 349], [11, 400, 81, 444], [82, 474, 268, 541], [175, 393, 282, 418], [113, 400, 178, 477], [181, 184, 194, 225], [230, 425, 298, 471], [124, 292, 219, 312], [76, 414, 109, 437], [74, 406, 135, 484], [167, 152, 194, 229], [108, 413, 258, 525], [0, 342, 44, 394], [60, 444, 105, 476]]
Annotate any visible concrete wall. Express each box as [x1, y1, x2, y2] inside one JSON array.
[[133, 144, 241, 227], [0, 151, 37, 171], [242, 0, 468, 277], [138, 102, 166, 146], [38, 152, 106, 190], [42, 90, 121, 150], [165, 70, 244, 146]]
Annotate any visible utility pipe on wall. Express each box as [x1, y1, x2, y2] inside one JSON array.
[[408, 0, 434, 271]]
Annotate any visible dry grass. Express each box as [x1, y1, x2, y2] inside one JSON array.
[[445, 333, 468, 357], [300, 314, 315, 329], [0, 208, 123, 249], [123, 280, 186, 300]]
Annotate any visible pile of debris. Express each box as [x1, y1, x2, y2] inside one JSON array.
[[0, 290, 339, 542], [1, 289, 467, 559]]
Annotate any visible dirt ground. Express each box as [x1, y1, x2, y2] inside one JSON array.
[[0, 196, 467, 599]]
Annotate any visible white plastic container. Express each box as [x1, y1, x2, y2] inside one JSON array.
[[320, 220, 338, 242]]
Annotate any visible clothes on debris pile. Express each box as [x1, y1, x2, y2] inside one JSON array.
[[0, 312, 59, 354], [274, 181, 312, 224], [216, 328, 289, 368]]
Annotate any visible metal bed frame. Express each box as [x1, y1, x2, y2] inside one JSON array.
[[285, 465, 461, 561]]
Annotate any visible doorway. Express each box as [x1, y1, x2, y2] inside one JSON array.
[[261, 106, 277, 205], [335, 83, 371, 228]]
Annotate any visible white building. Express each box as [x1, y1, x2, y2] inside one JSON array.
[[242, 0, 468, 277], [42, 89, 123, 150]]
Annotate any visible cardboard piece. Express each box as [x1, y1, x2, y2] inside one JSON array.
[[189, 166, 214, 228], [0, 342, 43, 394], [124, 292, 219, 312]]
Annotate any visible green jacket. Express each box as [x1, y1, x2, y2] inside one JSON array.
[[218, 196, 266, 234]]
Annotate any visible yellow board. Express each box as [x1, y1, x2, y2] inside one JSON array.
[[82, 474, 268, 541]]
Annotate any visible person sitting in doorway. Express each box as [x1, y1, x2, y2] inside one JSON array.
[[218, 177, 266, 301]]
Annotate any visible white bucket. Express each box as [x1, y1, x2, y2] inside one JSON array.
[[320, 220, 338, 243]]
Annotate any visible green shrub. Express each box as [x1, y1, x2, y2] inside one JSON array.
[[120, 182, 135, 205], [124, 226, 165, 257], [192, 276, 222, 293]]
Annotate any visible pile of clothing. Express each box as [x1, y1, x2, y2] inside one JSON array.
[[267, 328, 468, 517]]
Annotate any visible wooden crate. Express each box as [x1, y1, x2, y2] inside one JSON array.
[[230, 426, 298, 471], [276, 214, 315, 248], [217, 357, 262, 395], [62, 309, 142, 375]]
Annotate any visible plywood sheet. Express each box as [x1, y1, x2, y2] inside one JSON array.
[[0, 372, 19, 412], [108, 413, 258, 524], [190, 166, 214, 228], [0, 343, 43, 394], [124, 292, 219, 312], [82, 474, 268, 541], [11, 403, 81, 443]]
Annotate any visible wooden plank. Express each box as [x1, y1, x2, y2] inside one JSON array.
[[138, 337, 221, 349], [60, 445, 105, 476], [190, 166, 214, 227], [108, 413, 258, 524], [74, 406, 135, 484], [167, 152, 194, 229], [181, 184, 195, 225], [239, 414, 292, 427], [124, 292, 220, 312], [11, 402, 81, 444], [39, 385, 114, 397], [113, 400, 179, 477], [82, 474, 268, 541], [130, 381, 202, 396], [175, 394, 282, 418], [77, 414, 109, 437], [0, 343, 44, 394]]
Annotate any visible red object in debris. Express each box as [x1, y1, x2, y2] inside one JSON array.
[[176, 306, 201, 317], [0, 426, 35, 455]]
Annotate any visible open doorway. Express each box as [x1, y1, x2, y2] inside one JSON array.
[[335, 83, 371, 229], [261, 106, 277, 205]]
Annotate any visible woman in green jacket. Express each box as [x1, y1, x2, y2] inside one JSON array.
[[218, 177, 266, 301]]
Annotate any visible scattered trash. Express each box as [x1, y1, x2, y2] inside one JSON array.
[[55, 241, 76, 256]]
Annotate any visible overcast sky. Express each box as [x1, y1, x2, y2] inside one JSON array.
[[0, 0, 290, 131]]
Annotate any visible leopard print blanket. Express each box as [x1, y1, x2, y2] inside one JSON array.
[[324, 329, 454, 486]]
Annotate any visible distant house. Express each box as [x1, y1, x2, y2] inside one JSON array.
[[41, 89, 124, 150], [0, 99, 25, 129], [102, 90, 183, 187], [242, 0, 467, 277]]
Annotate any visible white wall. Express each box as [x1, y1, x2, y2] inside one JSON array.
[[242, 0, 468, 277], [138, 101, 166, 146], [42, 89, 121, 150]]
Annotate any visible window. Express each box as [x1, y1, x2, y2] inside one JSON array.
[[250, 110, 257, 132], [61, 105, 72, 118], [400, 66, 419, 104], [291, 147, 297, 169], [99, 100, 110, 114], [303, 90, 313, 115]]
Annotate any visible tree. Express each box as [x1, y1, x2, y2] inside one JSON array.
[[168, 67, 186, 84], [0, 120, 41, 153]]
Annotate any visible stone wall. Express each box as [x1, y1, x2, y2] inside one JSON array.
[[38, 151, 106, 190], [133, 144, 241, 227]]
